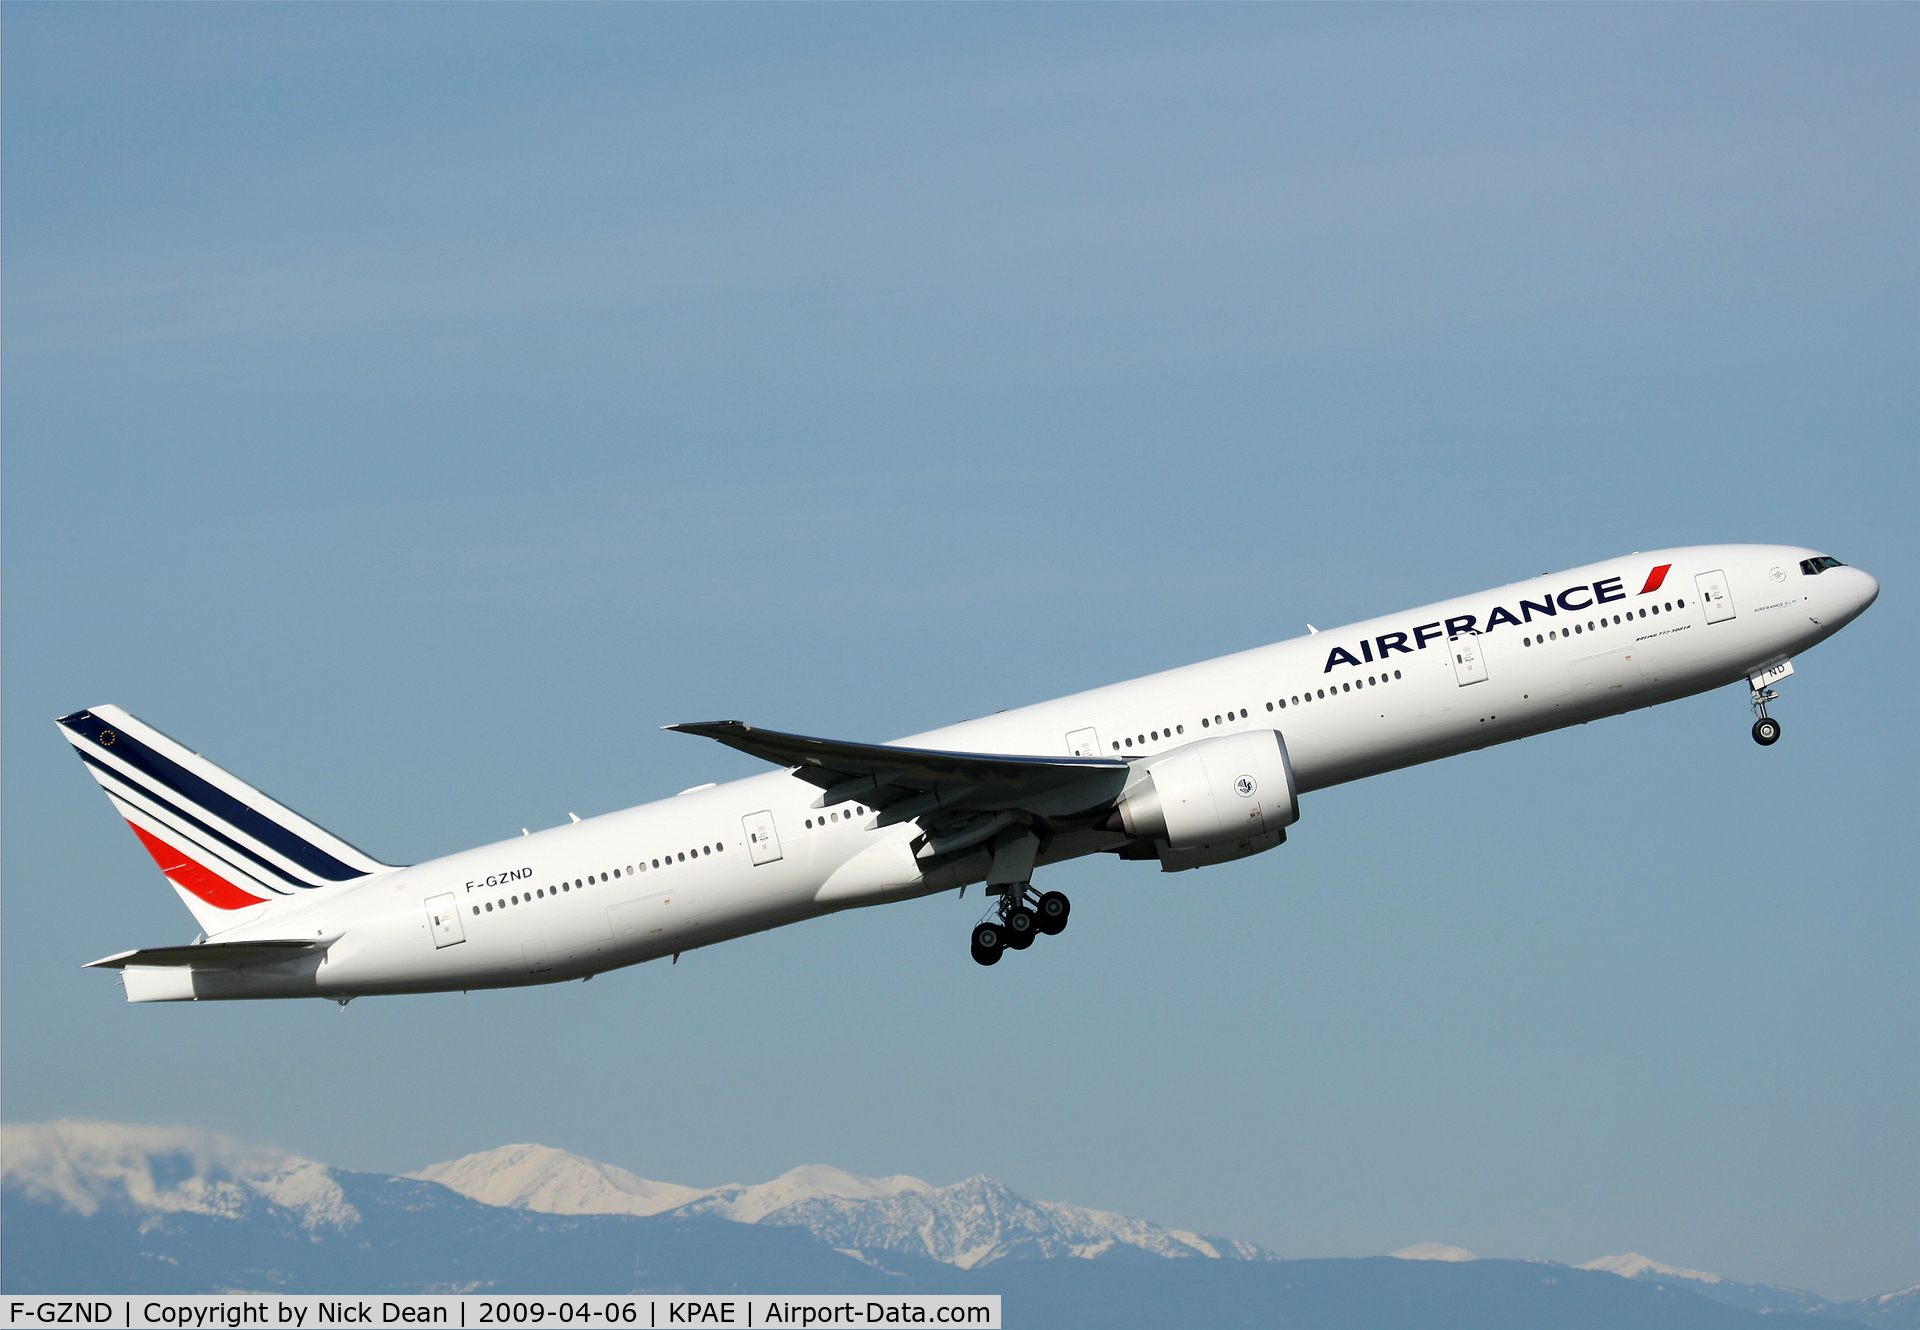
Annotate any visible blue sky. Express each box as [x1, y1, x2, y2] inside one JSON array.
[[4, 3, 1915, 1300]]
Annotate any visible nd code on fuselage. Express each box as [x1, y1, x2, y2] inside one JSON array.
[[55, 542, 1877, 1001]]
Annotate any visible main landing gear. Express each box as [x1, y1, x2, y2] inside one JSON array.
[[970, 885, 1071, 966], [1751, 682, 1783, 746]]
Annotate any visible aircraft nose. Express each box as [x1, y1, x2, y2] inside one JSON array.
[[1855, 568, 1881, 613]]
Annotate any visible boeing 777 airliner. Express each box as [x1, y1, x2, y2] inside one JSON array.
[[60, 543, 1877, 1002]]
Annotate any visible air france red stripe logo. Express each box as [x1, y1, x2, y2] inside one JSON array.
[[1640, 564, 1672, 595], [125, 821, 267, 910]]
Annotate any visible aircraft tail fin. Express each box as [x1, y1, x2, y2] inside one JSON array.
[[55, 705, 399, 935]]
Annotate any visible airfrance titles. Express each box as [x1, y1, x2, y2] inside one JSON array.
[[1322, 576, 1631, 673]]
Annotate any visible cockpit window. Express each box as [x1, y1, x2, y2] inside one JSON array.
[[1800, 556, 1847, 575]]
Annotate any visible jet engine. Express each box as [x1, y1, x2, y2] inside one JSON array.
[[1105, 729, 1298, 850]]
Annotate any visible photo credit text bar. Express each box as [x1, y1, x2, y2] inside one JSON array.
[[3, 1300, 1000, 1330]]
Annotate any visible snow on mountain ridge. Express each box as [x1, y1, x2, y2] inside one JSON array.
[[407, 1149, 936, 1225], [1580, 1252, 1722, 1284], [1392, 1243, 1478, 1262], [1, 1120, 358, 1231], [406, 1144, 708, 1217], [737, 1174, 1266, 1269], [688, 1164, 936, 1225], [409, 1145, 1273, 1268]]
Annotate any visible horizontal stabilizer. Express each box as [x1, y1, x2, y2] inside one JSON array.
[[85, 939, 324, 970]]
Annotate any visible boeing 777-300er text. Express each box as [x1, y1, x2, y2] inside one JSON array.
[[60, 544, 1877, 1002]]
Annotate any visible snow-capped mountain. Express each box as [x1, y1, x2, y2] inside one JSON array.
[[1392, 1243, 1478, 1262], [1855, 1286, 1920, 1329], [686, 1164, 939, 1226], [1, 1119, 359, 1231], [409, 1143, 709, 1217], [1578, 1251, 1826, 1317], [7, 1121, 1914, 1328], [1, 1121, 912, 1296], [411, 1144, 1273, 1268], [1581, 1252, 1726, 1283], [1579, 1251, 1920, 1325], [718, 1172, 1269, 1267]]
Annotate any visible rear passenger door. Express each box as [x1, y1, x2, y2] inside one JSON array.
[[426, 893, 465, 948]]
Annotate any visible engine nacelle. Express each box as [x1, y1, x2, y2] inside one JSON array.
[[1111, 730, 1298, 850]]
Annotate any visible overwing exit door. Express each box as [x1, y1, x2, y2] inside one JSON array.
[[744, 810, 783, 865], [1066, 728, 1101, 758], [1449, 634, 1488, 686], [1695, 569, 1735, 623]]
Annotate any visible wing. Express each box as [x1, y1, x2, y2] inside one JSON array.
[[665, 721, 1129, 853]]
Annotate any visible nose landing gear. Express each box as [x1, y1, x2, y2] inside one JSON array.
[[1751, 681, 1783, 746], [969, 884, 1071, 965]]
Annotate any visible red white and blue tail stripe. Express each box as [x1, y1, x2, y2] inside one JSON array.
[[56, 705, 398, 934]]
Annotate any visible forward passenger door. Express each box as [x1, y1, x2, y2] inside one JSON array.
[[1695, 569, 1736, 623]]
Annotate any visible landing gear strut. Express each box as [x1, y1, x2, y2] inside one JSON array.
[[1751, 683, 1783, 746], [970, 884, 1070, 965]]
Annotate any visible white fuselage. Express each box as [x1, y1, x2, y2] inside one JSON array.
[[168, 544, 1878, 1001]]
